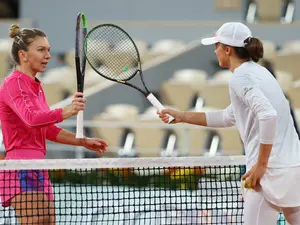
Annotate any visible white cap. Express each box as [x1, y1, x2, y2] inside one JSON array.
[[201, 22, 252, 47]]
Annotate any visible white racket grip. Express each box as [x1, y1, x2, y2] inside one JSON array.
[[146, 93, 175, 123], [76, 110, 84, 138]]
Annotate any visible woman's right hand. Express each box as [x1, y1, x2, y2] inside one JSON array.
[[70, 92, 86, 114], [157, 109, 185, 124], [62, 92, 86, 120]]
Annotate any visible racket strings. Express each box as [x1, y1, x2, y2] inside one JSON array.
[[85, 25, 139, 81]]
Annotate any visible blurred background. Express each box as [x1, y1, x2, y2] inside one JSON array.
[[0, 0, 300, 160]]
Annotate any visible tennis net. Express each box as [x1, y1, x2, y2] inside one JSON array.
[[0, 156, 286, 224]]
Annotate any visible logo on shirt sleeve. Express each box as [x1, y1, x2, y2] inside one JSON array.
[[242, 87, 253, 96]]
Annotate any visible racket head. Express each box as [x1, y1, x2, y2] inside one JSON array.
[[83, 24, 141, 82], [75, 12, 87, 93]]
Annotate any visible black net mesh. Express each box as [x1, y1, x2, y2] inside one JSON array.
[[0, 157, 287, 224]]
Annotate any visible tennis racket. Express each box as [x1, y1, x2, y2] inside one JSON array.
[[83, 24, 174, 123], [75, 12, 87, 138]]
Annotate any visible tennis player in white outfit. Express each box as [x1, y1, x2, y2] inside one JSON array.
[[158, 22, 300, 225]]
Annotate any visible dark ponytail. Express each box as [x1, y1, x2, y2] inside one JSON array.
[[231, 37, 264, 63], [245, 37, 264, 62]]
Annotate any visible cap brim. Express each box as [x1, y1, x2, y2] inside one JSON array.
[[201, 37, 218, 46]]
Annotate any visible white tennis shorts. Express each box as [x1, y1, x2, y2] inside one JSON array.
[[243, 166, 300, 225], [260, 166, 300, 207]]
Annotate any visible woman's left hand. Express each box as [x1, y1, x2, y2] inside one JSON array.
[[82, 137, 108, 154], [241, 163, 267, 190]]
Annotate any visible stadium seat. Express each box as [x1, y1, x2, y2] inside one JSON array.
[[187, 102, 243, 156], [279, 40, 300, 55], [183, 126, 208, 156], [0, 39, 12, 52], [287, 84, 300, 108], [42, 83, 68, 106], [199, 82, 231, 109], [160, 81, 198, 110], [42, 66, 76, 96], [262, 40, 277, 60], [65, 49, 76, 68], [0, 51, 9, 81], [186, 107, 221, 156], [133, 39, 152, 63], [256, 0, 283, 22], [160, 69, 208, 110], [42, 68, 107, 104], [275, 70, 293, 92], [217, 128, 244, 155], [148, 39, 187, 59], [105, 104, 139, 119], [91, 104, 139, 157], [0, 39, 13, 81], [211, 70, 232, 84], [172, 69, 208, 90], [270, 53, 300, 81], [295, 108, 300, 125], [215, 0, 242, 11], [133, 106, 167, 157], [84, 69, 107, 88], [160, 130, 180, 157]]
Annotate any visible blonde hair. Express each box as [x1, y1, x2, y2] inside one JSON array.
[[9, 24, 21, 38], [9, 24, 47, 65]]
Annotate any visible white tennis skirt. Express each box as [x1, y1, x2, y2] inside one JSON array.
[[259, 166, 300, 207]]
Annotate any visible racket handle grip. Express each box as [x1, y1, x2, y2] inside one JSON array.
[[76, 110, 84, 138], [147, 93, 175, 124]]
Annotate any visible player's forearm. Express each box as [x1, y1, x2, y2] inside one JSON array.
[[182, 111, 207, 126], [62, 106, 77, 120], [257, 143, 272, 167], [54, 129, 84, 146]]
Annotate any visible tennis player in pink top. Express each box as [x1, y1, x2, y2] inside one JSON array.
[[0, 24, 108, 224]]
